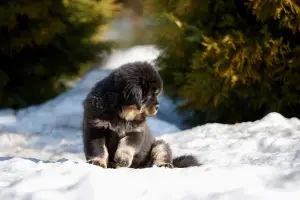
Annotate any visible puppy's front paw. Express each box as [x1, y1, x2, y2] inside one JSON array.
[[87, 157, 107, 168], [114, 149, 133, 168]]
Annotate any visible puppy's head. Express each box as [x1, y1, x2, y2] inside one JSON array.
[[117, 61, 163, 121]]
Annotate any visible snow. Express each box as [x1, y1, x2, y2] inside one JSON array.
[[1, 46, 300, 199], [0, 109, 16, 129]]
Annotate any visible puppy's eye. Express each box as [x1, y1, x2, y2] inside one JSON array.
[[154, 89, 160, 95]]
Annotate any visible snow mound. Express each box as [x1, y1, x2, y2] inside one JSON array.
[[1, 112, 300, 199]]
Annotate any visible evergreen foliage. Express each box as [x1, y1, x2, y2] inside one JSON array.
[[0, 0, 118, 109], [144, 0, 300, 125]]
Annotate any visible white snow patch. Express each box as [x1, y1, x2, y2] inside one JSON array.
[[0, 109, 16, 130], [103, 45, 160, 69], [1, 112, 300, 199], [1, 158, 300, 200]]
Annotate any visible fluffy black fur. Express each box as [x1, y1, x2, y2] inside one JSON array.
[[82, 61, 201, 168]]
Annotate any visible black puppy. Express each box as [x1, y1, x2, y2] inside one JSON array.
[[82, 61, 201, 168]]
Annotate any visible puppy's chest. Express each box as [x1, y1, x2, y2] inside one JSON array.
[[93, 118, 144, 137]]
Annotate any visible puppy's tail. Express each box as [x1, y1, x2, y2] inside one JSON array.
[[172, 155, 202, 168]]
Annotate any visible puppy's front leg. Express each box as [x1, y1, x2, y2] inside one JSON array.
[[86, 137, 108, 168], [114, 132, 143, 168], [84, 125, 109, 168]]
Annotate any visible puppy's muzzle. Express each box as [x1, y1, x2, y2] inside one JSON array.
[[142, 102, 159, 116], [120, 102, 160, 121]]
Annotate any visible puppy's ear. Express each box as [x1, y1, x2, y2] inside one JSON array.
[[123, 84, 142, 109]]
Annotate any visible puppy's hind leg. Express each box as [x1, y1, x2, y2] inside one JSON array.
[[151, 139, 174, 168]]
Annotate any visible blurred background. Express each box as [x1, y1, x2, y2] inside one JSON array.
[[1, 0, 300, 128]]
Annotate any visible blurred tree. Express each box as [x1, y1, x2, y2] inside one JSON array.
[[0, 0, 119, 109], [114, 0, 143, 15], [143, 0, 300, 125]]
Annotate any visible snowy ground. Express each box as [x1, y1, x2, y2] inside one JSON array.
[[1, 46, 300, 199]]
